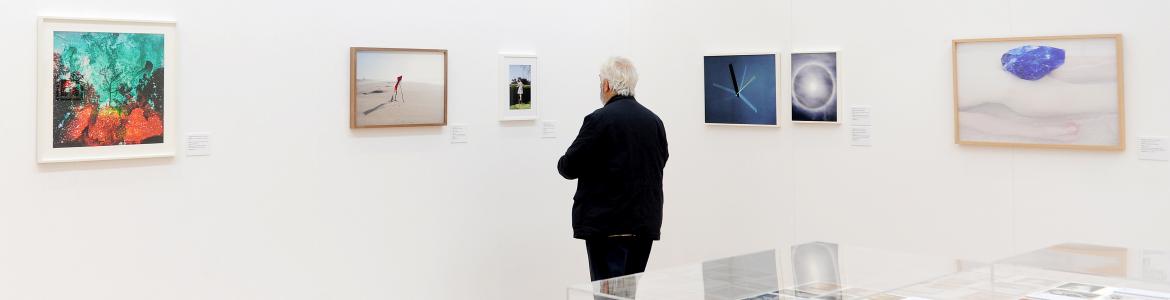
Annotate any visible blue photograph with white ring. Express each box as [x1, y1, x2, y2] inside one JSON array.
[[791, 52, 838, 122], [704, 54, 777, 126]]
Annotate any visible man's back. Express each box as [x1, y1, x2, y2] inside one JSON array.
[[557, 95, 669, 240]]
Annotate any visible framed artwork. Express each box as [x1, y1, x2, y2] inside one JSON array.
[[953, 34, 1124, 150], [350, 47, 447, 128], [704, 54, 778, 126], [791, 52, 838, 123], [37, 17, 177, 163], [499, 54, 538, 121]]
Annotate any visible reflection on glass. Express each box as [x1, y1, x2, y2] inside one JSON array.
[[702, 250, 780, 300], [568, 242, 1170, 300], [793, 242, 842, 288], [999, 244, 1130, 277]]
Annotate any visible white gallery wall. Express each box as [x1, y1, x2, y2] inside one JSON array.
[[784, 0, 1170, 256], [629, 0, 1170, 264], [1, 0, 1168, 300]]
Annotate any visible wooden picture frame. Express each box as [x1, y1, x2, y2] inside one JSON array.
[[952, 34, 1125, 150], [37, 17, 178, 163], [349, 47, 448, 128]]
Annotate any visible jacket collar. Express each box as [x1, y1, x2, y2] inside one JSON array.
[[605, 95, 635, 106]]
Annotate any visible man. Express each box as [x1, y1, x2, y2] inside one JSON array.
[[558, 57, 669, 282]]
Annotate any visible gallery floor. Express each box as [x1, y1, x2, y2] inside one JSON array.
[[2, 0, 1169, 299]]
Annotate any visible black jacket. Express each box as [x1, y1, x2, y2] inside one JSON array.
[[558, 95, 668, 240]]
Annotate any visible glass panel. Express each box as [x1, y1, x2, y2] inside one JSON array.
[[702, 250, 780, 300], [882, 243, 1170, 300], [996, 243, 1170, 284], [568, 242, 971, 300]]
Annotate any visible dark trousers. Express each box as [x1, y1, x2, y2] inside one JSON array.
[[585, 237, 653, 281]]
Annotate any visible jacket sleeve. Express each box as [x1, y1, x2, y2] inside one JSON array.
[[558, 114, 602, 180], [661, 122, 670, 164]]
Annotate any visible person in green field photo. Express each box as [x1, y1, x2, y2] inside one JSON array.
[[516, 78, 525, 107], [509, 64, 532, 110], [511, 78, 531, 110]]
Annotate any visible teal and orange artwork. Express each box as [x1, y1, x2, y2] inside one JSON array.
[[53, 31, 165, 148]]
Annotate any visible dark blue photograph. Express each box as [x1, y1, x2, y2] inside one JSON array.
[[704, 54, 777, 125]]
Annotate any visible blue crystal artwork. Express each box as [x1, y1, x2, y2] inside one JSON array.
[[1001, 45, 1066, 81]]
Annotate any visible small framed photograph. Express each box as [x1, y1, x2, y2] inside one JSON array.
[[350, 47, 448, 128], [704, 53, 779, 126], [499, 54, 538, 121], [791, 51, 839, 123]]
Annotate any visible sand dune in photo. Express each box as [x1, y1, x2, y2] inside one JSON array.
[[355, 79, 444, 127]]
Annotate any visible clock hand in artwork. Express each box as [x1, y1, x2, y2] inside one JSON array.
[[711, 63, 759, 113], [729, 63, 741, 96]]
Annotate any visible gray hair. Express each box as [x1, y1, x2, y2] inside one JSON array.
[[600, 56, 638, 97]]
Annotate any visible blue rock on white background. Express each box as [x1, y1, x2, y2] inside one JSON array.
[[1000, 45, 1066, 81]]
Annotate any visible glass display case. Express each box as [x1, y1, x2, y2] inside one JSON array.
[[886, 243, 1170, 300], [567, 242, 982, 300], [567, 243, 1170, 300]]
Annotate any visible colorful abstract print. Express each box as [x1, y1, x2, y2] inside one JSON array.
[[53, 31, 165, 148]]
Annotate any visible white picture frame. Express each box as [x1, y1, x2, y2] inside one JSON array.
[[703, 52, 780, 127], [37, 17, 178, 163], [499, 54, 538, 121]]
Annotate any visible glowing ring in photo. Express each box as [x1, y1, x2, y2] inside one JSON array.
[[791, 62, 837, 112]]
